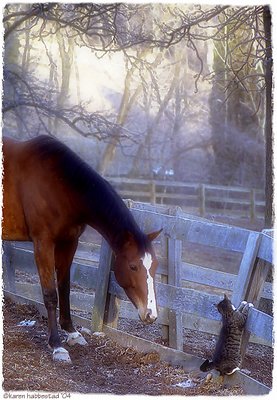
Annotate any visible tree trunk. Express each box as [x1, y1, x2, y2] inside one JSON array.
[[97, 75, 142, 175], [130, 54, 180, 176], [263, 6, 273, 228], [98, 48, 154, 175], [55, 31, 74, 131]]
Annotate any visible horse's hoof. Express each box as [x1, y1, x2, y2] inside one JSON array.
[[67, 331, 88, 346], [53, 347, 72, 363], [92, 331, 105, 338]]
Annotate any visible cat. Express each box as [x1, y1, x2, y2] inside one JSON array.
[[200, 294, 253, 376]]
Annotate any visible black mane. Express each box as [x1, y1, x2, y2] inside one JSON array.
[[30, 135, 149, 252]]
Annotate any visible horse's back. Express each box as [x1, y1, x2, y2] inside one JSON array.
[[2, 136, 85, 242]]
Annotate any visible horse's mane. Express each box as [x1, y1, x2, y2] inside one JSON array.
[[30, 135, 149, 251]]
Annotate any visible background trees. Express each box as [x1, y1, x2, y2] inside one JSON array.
[[2, 3, 273, 225]]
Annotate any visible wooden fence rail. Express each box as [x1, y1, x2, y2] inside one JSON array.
[[107, 177, 265, 221], [2, 202, 273, 393]]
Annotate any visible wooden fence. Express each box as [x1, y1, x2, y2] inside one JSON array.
[[107, 177, 265, 221], [3, 202, 273, 394]]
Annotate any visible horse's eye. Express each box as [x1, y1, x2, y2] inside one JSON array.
[[130, 264, 138, 271]]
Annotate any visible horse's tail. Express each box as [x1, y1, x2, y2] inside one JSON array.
[[200, 359, 214, 372]]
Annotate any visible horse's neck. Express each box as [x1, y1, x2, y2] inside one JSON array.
[[83, 177, 142, 252], [87, 209, 140, 253], [94, 224, 124, 251]]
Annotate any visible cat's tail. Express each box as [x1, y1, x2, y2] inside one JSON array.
[[200, 359, 214, 372]]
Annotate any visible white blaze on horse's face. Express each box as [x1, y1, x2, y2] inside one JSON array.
[[140, 252, 158, 323]]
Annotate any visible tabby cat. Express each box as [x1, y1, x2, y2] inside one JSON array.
[[200, 294, 253, 376]]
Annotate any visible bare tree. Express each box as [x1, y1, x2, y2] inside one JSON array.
[[3, 3, 273, 223], [263, 6, 273, 227]]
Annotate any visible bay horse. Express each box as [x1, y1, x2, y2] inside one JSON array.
[[2, 135, 162, 363]]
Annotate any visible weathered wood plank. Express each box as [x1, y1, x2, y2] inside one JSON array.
[[87, 259, 258, 300], [14, 281, 95, 314], [109, 276, 221, 320], [180, 262, 272, 300], [108, 276, 272, 343], [10, 246, 272, 301], [245, 307, 273, 344], [180, 312, 270, 346], [13, 281, 271, 346], [222, 371, 270, 395], [257, 232, 273, 263], [132, 209, 251, 252], [10, 246, 37, 273], [70, 261, 98, 290]]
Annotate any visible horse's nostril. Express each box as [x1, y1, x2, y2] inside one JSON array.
[[146, 309, 157, 323]]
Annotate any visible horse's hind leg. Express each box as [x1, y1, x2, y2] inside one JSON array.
[[34, 238, 71, 363], [55, 239, 87, 346]]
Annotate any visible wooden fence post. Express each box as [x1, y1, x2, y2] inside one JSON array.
[[91, 239, 113, 332], [239, 258, 272, 358], [156, 228, 169, 345], [104, 258, 121, 329], [231, 232, 261, 308], [250, 189, 256, 222], [167, 238, 183, 350], [150, 180, 156, 204], [199, 184, 206, 216], [160, 206, 183, 350]]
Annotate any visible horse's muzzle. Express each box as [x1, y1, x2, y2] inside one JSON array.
[[140, 309, 157, 324]]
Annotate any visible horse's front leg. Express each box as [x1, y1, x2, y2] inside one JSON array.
[[55, 239, 87, 347], [34, 238, 71, 363]]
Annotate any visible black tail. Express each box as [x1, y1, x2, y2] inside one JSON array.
[[200, 359, 214, 372]]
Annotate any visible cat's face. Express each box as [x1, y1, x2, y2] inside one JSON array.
[[217, 294, 234, 316]]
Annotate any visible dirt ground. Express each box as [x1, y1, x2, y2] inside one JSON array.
[[119, 319, 273, 388], [2, 298, 272, 396], [2, 216, 272, 395]]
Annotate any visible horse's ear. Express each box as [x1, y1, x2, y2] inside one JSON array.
[[147, 228, 163, 242]]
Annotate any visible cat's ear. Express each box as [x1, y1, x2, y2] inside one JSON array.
[[224, 294, 228, 300]]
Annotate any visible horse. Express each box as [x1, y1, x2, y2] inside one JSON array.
[[2, 135, 162, 363]]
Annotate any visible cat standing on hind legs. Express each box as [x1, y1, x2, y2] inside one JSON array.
[[200, 294, 253, 376]]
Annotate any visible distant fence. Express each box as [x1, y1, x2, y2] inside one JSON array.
[[107, 177, 265, 221], [3, 202, 273, 393]]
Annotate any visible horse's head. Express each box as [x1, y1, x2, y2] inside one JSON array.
[[114, 229, 162, 324]]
